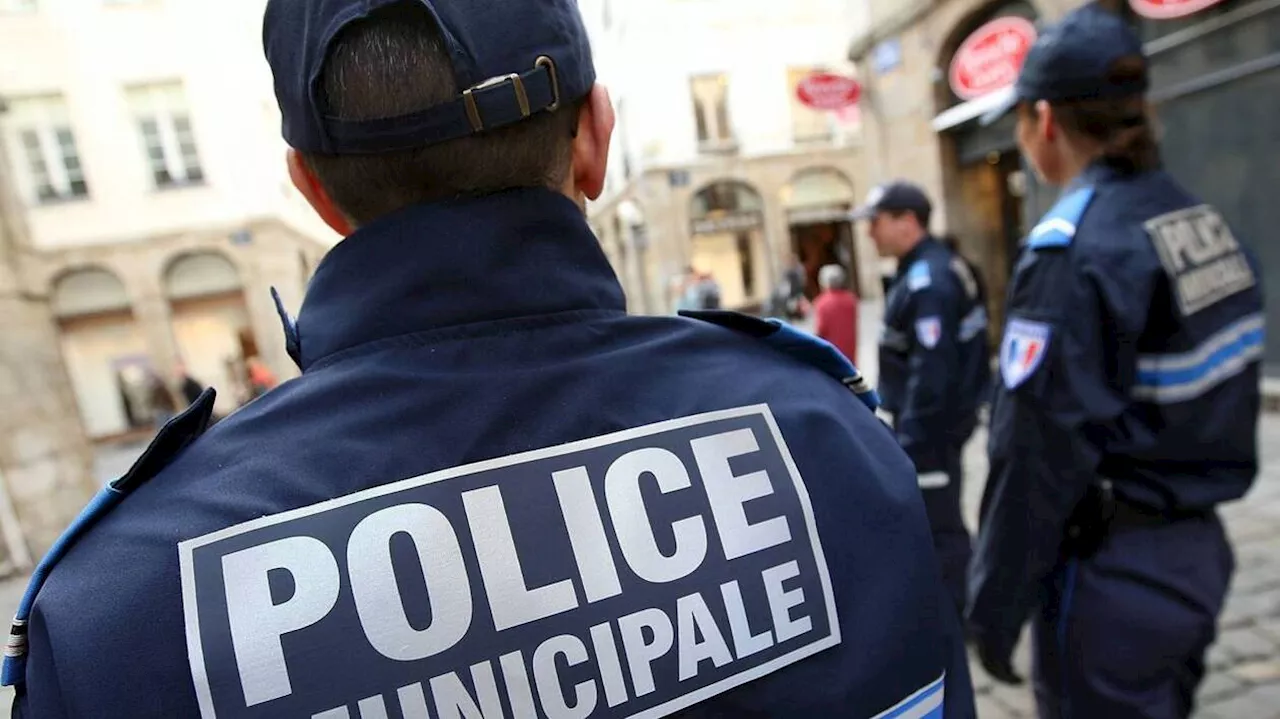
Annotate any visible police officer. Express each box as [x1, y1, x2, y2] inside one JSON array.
[[852, 182, 991, 619], [968, 4, 1263, 717], [5, 1, 975, 717]]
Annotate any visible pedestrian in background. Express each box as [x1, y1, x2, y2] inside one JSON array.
[[968, 4, 1264, 717], [813, 263, 859, 364], [852, 180, 992, 620]]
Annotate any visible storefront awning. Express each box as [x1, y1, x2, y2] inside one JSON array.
[[931, 86, 1015, 132]]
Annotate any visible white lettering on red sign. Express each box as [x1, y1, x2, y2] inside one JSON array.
[[796, 73, 862, 111], [948, 16, 1037, 101], [1129, 0, 1225, 20]]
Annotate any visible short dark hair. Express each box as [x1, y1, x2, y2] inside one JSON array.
[[1031, 56, 1161, 173], [303, 1, 583, 225], [885, 207, 931, 230]]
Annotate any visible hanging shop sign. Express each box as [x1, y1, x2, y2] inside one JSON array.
[[796, 73, 863, 111], [1129, 0, 1225, 20], [948, 16, 1038, 101]]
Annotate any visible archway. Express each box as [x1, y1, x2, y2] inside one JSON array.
[[163, 251, 252, 414], [687, 180, 767, 311], [782, 168, 860, 298], [52, 267, 150, 438], [931, 0, 1042, 336]]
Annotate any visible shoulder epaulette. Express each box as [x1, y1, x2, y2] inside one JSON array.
[[1, 389, 216, 688], [680, 310, 881, 412], [1027, 186, 1096, 249]]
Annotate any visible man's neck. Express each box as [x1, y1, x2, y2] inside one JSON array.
[[897, 231, 929, 259]]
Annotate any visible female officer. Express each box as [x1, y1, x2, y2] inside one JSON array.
[[967, 4, 1264, 718]]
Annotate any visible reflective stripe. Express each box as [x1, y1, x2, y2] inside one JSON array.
[[873, 673, 945, 719], [882, 327, 910, 352], [1133, 313, 1265, 404], [918, 472, 950, 489], [959, 306, 988, 342]]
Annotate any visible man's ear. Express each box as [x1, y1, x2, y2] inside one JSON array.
[[287, 149, 355, 237], [570, 84, 616, 202], [1035, 100, 1057, 144]]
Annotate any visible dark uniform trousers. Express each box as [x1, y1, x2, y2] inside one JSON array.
[[1033, 504, 1234, 719], [913, 417, 976, 621]]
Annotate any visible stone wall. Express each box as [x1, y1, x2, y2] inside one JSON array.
[[0, 144, 97, 567]]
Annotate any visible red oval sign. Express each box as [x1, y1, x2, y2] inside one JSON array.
[[948, 16, 1038, 101], [796, 73, 862, 111], [1129, 0, 1225, 19]]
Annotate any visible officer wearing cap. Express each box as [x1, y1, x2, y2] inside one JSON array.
[[968, 4, 1263, 717], [851, 181, 991, 621], [6, 1, 976, 717]]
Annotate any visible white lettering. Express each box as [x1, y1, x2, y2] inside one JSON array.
[[1158, 221, 1196, 273], [553, 467, 623, 603], [589, 622, 630, 707], [762, 561, 813, 643], [347, 504, 472, 661], [676, 592, 734, 681], [396, 683, 431, 719], [533, 634, 598, 719], [357, 696, 389, 719], [223, 535, 340, 707], [499, 651, 539, 719], [719, 580, 774, 658], [605, 448, 708, 584], [691, 429, 792, 560], [430, 663, 504, 719], [463, 485, 579, 631], [617, 607, 675, 697], [313, 709, 349, 719]]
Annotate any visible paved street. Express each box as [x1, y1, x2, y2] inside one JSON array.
[[0, 304, 1277, 717]]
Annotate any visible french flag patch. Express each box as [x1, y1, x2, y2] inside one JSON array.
[[1001, 318, 1051, 389]]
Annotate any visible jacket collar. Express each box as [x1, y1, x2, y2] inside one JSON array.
[[896, 235, 938, 277], [293, 188, 626, 370]]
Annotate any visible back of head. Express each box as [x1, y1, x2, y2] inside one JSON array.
[[818, 264, 848, 291], [1049, 56, 1160, 174], [263, 0, 598, 227], [303, 2, 580, 224]]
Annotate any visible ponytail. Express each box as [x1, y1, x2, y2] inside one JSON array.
[[1051, 57, 1161, 173]]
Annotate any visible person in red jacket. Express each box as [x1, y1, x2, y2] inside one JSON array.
[[814, 264, 859, 364]]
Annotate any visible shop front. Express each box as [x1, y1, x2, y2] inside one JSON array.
[[1129, 0, 1280, 375]]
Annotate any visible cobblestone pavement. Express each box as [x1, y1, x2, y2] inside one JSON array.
[[961, 418, 1280, 719], [0, 304, 1276, 717]]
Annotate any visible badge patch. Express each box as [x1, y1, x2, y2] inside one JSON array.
[[1145, 205, 1256, 316], [180, 406, 839, 719], [1001, 318, 1051, 389], [916, 317, 942, 350]]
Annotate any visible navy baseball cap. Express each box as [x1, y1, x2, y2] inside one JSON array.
[[263, 0, 596, 154], [850, 181, 933, 222], [979, 2, 1148, 126]]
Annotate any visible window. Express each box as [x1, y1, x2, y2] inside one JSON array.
[[788, 67, 834, 143], [4, 95, 89, 203], [690, 74, 734, 150], [126, 82, 204, 188], [0, 0, 37, 13]]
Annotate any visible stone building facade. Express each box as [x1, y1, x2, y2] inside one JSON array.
[[581, 0, 873, 315]]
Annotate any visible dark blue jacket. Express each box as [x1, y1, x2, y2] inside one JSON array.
[[969, 162, 1264, 653], [9, 190, 972, 719], [879, 237, 991, 471]]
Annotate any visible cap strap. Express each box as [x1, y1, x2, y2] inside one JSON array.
[[323, 58, 561, 154]]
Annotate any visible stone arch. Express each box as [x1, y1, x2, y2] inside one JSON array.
[[781, 167, 863, 299], [162, 250, 243, 302], [685, 180, 768, 311], [51, 265, 132, 319], [161, 249, 252, 416], [49, 266, 152, 439]]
